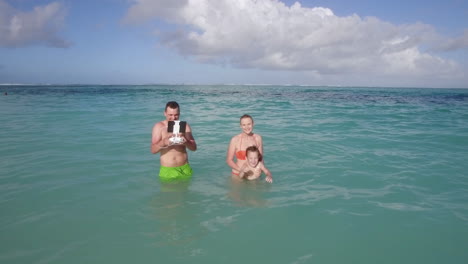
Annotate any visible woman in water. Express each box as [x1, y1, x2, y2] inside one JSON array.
[[226, 114, 265, 178]]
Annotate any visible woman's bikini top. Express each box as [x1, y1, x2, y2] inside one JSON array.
[[235, 135, 258, 160]]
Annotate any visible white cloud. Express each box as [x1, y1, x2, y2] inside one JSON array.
[[123, 0, 466, 82], [123, 0, 188, 24], [0, 0, 70, 48], [433, 29, 468, 52]]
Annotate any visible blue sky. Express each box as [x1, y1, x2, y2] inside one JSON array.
[[1, 0, 467, 87]]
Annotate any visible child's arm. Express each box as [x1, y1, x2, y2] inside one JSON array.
[[261, 164, 273, 183]]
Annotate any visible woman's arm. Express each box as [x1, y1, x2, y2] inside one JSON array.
[[255, 134, 263, 154], [226, 136, 240, 171], [238, 163, 248, 179]]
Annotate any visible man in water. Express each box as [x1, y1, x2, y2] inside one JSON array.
[[151, 101, 197, 180]]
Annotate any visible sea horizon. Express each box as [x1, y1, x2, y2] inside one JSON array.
[[1, 83, 467, 89]]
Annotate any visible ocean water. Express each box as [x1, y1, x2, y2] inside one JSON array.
[[1, 85, 468, 264]]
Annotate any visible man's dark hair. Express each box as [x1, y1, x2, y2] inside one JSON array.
[[165, 101, 180, 111]]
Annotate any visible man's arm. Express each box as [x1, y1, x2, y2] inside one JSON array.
[[179, 124, 197, 151], [183, 123, 197, 151], [151, 123, 168, 154]]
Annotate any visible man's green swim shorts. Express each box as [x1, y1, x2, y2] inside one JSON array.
[[159, 163, 193, 181]]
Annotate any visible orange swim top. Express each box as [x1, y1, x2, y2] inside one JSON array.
[[235, 135, 258, 161], [236, 150, 247, 160]]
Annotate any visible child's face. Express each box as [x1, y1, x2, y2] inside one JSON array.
[[247, 151, 259, 167]]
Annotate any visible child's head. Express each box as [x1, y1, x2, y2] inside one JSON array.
[[246, 146, 262, 166]]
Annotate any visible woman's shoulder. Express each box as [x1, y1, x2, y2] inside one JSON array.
[[230, 133, 242, 143], [235, 133, 244, 139]]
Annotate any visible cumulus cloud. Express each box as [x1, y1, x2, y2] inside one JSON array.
[[0, 0, 70, 48], [123, 0, 465, 79], [123, 0, 188, 24], [433, 29, 468, 52]]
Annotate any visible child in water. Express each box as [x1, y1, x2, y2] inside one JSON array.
[[238, 146, 273, 183]]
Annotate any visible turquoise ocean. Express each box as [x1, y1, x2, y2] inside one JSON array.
[[1, 85, 468, 263]]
